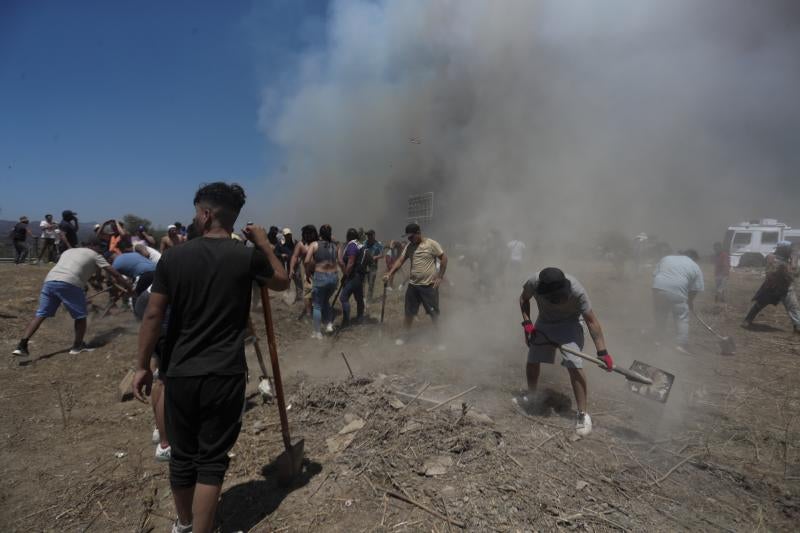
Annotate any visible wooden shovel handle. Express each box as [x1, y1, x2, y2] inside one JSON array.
[[247, 317, 270, 378], [558, 345, 653, 385], [259, 287, 292, 451], [380, 281, 388, 324]]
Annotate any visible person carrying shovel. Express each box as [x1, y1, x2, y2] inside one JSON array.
[[518, 267, 613, 436], [133, 182, 288, 533]]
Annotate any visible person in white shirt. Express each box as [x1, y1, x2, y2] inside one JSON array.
[[652, 250, 704, 354], [37, 214, 59, 263], [135, 243, 162, 264], [12, 238, 132, 357]]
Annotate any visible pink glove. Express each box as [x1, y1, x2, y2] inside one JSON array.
[[522, 320, 536, 346]]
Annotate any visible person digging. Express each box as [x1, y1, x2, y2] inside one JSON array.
[[12, 236, 133, 357], [518, 267, 613, 436]]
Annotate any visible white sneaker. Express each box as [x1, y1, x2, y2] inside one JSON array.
[[310, 332, 323, 340], [575, 412, 592, 436], [394, 338, 405, 346], [152, 428, 160, 444], [155, 444, 171, 462], [325, 322, 334, 333], [171, 519, 192, 533], [258, 378, 274, 400]]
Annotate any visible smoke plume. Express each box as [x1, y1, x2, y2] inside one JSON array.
[[254, 0, 800, 248]]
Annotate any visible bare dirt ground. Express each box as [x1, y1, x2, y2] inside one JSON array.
[[1, 259, 799, 532]]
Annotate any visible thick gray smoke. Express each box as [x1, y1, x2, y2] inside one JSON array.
[[253, 0, 800, 248]]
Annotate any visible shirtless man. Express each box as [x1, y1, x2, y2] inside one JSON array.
[[289, 225, 317, 320], [304, 224, 340, 339], [160, 224, 182, 253]]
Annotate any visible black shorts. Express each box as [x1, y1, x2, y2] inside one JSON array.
[[404, 284, 439, 317], [165, 374, 246, 487], [134, 271, 155, 297]]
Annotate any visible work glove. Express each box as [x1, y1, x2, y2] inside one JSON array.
[[522, 320, 536, 347], [597, 350, 613, 371]]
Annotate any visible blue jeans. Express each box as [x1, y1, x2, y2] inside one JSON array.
[[340, 274, 365, 325], [36, 281, 87, 319], [312, 272, 338, 333]]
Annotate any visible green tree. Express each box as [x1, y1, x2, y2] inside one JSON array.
[[122, 213, 152, 233]]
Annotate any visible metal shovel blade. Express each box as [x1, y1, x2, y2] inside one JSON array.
[[627, 360, 675, 403], [276, 438, 305, 487]]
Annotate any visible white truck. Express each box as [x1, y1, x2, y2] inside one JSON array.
[[724, 219, 800, 267]]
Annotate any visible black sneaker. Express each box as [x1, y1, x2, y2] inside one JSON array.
[[69, 343, 95, 355], [12, 340, 29, 357]]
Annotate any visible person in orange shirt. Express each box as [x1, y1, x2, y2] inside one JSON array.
[[107, 220, 128, 259]]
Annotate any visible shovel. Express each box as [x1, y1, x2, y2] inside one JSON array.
[[380, 281, 388, 324], [246, 317, 273, 402], [259, 286, 305, 486], [693, 311, 736, 355], [557, 345, 675, 403], [329, 278, 344, 312]]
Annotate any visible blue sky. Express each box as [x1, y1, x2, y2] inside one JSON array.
[[0, 0, 328, 226]]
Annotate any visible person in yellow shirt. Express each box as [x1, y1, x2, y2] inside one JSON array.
[[384, 223, 447, 344]]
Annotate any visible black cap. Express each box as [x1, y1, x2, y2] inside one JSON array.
[[536, 267, 570, 295], [62, 210, 76, 219], [404, 222, 421, 236]]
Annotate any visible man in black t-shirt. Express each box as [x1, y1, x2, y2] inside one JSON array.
[[58, 210, 79, 254], [11, 216, 33, 264], [133, 182, 289, 533]]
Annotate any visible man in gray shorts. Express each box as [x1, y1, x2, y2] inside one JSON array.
[[519, 267, 613, 436]]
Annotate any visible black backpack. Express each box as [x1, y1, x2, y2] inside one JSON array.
[[354, 245, 374, 276]]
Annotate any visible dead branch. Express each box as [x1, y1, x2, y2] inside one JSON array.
[[385, 490, 466, 529]]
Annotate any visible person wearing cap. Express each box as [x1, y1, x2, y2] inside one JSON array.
[[363, 229, 385, 301], [58, 210, 79, 254], [742, 241, 800, 333], [160, 224, 182, 253], [383, 223, 447, 343], [519, 267, 613, 436], [173, 222, 187, 243], [12, 237, 133, 358], [37, 214, 59, 264], [11, 216, 33, 264], [652, 250, 704, 354], [132, 225, 156, 247], [276, 228, 303, 301]]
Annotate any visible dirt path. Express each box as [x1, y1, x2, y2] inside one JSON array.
[[1, 261, 798, 531]]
